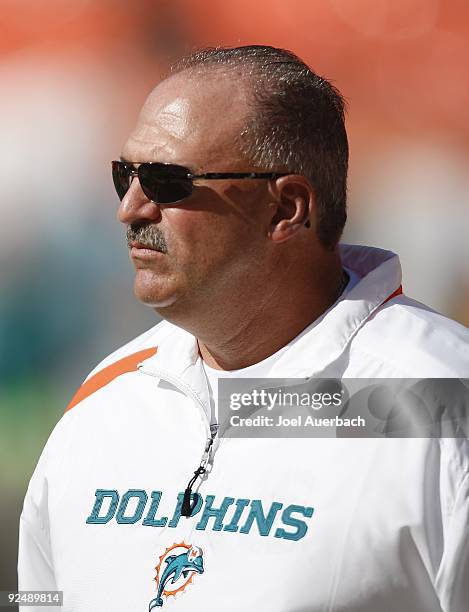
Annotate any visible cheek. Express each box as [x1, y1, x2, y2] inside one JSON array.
[[164, 205, 261, 268]]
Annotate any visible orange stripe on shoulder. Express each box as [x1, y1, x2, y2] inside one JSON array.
[[65, 347, 157, 412]]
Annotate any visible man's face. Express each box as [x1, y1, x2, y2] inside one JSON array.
[[118, 71, 271, 313]]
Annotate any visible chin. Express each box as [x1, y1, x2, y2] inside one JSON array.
[[134, 286, 179, 308], [133, 273, 180, 308]]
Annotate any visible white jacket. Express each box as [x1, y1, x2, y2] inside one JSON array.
[[18, 244, 469, 612]]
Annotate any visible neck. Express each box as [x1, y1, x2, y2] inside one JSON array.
[[156, 250, 345, 371]]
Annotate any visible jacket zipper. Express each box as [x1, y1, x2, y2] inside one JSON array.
[[138, 364, 218, 518]]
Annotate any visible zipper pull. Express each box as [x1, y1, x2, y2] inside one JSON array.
[[181, 438, 213, 518]]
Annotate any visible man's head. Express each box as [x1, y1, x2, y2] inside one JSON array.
[[117, 45, 348, 318]]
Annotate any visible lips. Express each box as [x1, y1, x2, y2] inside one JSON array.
[[129, 241, 161, 252], [129, 241, 166, 261]]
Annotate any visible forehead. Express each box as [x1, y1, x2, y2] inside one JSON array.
[[122, 70, 251, 171]]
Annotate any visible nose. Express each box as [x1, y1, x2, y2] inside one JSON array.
[[117, 177, 162, 225]]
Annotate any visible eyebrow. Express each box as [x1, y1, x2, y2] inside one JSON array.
[[119, 157, 141, 169], [117, 158, 202, 176], [118, 158, 196, 173]]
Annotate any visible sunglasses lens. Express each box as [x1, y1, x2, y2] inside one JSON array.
[[155, 180, 193, 204], [112, 161, 132, 200], [139, 164, 193, 204]]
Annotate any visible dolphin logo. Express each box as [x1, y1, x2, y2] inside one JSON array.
[[149, 544, 204, 609]]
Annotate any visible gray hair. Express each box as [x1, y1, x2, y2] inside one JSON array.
[[171, 45, 348, 249]]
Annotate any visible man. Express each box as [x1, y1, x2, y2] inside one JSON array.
[[19, 46, 469, 612]]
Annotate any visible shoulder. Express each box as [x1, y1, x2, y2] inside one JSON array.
[[65, 319, 177, 411], [84, 319, 172, 379], [349, 294, 469, 377], [24, 321, 179, 491]]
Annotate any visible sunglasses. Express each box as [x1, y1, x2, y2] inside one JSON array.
[[112, 160, 289, 205]]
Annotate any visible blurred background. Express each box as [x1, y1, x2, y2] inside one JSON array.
[[1, 0, 468, 594]]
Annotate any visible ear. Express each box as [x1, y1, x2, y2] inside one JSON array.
[[268, 175, 315, 244]]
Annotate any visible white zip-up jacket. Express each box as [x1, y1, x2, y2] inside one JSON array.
[[18, 244, 469, 612]]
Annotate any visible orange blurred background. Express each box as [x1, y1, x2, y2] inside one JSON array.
[[1, 0, 468, 593]]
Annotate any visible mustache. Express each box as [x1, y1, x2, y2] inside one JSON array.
[[126, 223, 168, 254]]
